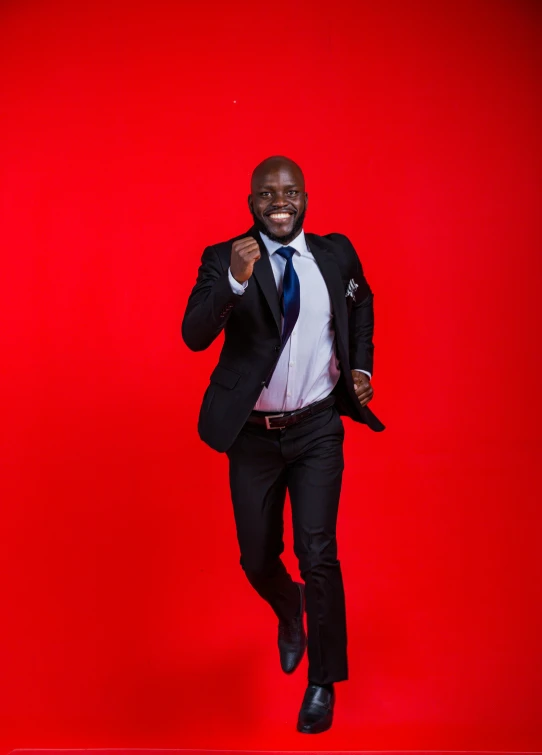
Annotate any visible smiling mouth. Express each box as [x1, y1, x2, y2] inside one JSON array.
[[266, 212, 294, 222]]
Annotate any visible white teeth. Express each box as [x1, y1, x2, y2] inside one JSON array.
[[269, 213, 290, 219]]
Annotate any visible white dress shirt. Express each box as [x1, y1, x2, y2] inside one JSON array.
[[228, 229, 371, 412]]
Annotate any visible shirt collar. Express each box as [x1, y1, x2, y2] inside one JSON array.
[[259, 229, 308, 257]]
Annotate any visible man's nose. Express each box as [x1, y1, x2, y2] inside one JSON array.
[[271, 195, 288, 207]]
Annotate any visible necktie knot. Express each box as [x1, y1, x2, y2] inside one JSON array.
[[275, 245, 295, 262]]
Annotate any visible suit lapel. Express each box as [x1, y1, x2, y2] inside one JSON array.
[[246, 226, 282, 335], [306, 234, 350, 368]]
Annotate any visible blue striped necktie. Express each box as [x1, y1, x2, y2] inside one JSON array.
[[275, 245, 300, 346]]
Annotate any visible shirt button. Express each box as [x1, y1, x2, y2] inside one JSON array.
[[287, 392, 291, 397], [289, 361, 295, 367]]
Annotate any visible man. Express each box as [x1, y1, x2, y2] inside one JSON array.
[[182, 155, 385, 734]]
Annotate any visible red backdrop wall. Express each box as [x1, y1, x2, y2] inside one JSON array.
[[1, 0, 541, 751]]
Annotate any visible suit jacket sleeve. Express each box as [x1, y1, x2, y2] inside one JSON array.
[[181, 244, 240, 352], [346, 238, 375, 376]]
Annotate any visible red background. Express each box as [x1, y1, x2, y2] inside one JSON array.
[[1, 0, 541, 751]]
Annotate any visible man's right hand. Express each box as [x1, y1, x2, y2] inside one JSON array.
[[230, 237, 261, 284]]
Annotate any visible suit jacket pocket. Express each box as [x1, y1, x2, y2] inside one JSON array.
[[209, 363, 241, 390]]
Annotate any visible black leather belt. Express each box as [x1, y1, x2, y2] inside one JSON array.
[[247, 395, 335, 430]]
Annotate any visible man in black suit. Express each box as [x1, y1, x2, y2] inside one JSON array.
[[182, 155, 384, 733]]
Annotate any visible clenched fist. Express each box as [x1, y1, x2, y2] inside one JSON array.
[[230, 237, 261, 284], [351, 370, 374, 407]]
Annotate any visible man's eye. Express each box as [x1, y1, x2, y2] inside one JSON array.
[[287, 191, 298, 195], [260, 192, 271, 197]]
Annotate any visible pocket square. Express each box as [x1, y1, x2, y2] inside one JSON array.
[[346, 278, 359, 300]]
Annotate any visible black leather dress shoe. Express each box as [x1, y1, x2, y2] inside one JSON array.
[[297, 683, 335, 734], [278, 581, 306, 674]]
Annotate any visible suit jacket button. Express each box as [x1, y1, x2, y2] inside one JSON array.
[[261, 381, 266, 386], [274, 345, 280, 352]]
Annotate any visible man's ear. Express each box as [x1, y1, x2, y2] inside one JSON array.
[[304, 192, 308, 210], [248, 194, 253, 212]]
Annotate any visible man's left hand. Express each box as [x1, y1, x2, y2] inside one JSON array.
[[351, 371, 374, 407]]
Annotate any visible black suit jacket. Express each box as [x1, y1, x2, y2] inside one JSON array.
[[182, 226, 385, 452]]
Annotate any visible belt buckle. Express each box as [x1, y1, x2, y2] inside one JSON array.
[[265, 413, 286, 430]]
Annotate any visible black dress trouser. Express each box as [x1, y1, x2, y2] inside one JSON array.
[[226, 402, 348, 685]]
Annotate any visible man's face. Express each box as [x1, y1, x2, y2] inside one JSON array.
[[248, 163, 308, 244]]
